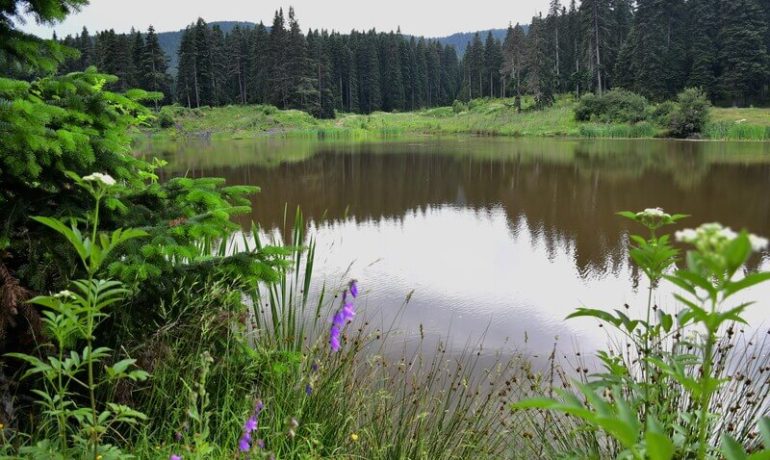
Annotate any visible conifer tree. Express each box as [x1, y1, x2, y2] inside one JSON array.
[[502, 23, 527, 110], [527, 14, 555, 108], [483, 32, 503, 97], [140, 25, 172, 107], [247, 23, 269, 104], [718, 0, 769, 105], [687, 0, 721, 97], [266, 9, 289, 108]]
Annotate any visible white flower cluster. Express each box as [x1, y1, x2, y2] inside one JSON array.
[[54, 290, 76, 299], [675, 222, 768, 252], [83, 172, 116, 186], [636, 207, 670, 219]]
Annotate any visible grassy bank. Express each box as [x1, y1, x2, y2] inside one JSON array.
[[157, 97, 770, 141]]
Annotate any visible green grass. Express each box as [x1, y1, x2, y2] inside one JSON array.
[[151, 97, 770, 147]]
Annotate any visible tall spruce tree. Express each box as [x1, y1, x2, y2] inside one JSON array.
[[718, 0, 769, 105], [527, 14, 556, 108], [501, 23, 527, 110], [687, 0, 721, 97], [140, 25, 172, 107]]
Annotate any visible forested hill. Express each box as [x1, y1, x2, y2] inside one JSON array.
[[156, 22, 511, 73], [442, 28, 520, 55]]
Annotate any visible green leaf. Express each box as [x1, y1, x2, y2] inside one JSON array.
[[31, 216, 88, 264], [724, 233, 751, 277], [646, 417, 674, 460], [759, 418, 770, 447], [617, 211, 639, 222], [724, 273, 770, 299], [722, 434, 749, 460], [658, 311, 673, 333]]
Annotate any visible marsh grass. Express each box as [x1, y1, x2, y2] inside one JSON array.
[[704, 121, 770, 140]]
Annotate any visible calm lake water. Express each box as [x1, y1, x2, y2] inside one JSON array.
[[136, 136, 770, 356]]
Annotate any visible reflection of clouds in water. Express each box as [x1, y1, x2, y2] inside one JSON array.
[[159, 137, 770, 357], [254, 206, 643, 355]]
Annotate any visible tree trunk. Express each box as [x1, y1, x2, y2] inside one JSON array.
[[593, 1, 603, 95]]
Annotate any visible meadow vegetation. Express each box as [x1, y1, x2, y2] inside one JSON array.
[[157, 90, 770, 142]]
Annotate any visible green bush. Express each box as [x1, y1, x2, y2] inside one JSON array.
[[452, 99, 467, 114], [669, 87, 711, 138], [158, 107, 175, 128], [648, 100, 677, 126], [574, 89, 650, 124]]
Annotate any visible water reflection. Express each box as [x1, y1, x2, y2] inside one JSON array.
[[138, 136, 770, 353]]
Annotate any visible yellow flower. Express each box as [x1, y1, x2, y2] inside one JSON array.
[[0, 423, 4, 430], [350, 433, 359, 442], [96, 456, 103, 460]]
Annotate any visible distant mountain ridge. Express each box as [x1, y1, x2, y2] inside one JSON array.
[[157, 21, 521, 74]]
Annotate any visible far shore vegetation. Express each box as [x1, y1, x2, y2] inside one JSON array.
[[151, 90, 770, 141]]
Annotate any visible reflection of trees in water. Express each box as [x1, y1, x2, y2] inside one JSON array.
[[167, 140, 770, 278]]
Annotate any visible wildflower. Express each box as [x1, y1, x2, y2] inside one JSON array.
[[329, 310, 345, 352], [54, 290, 76, 299], [750, 234, 769, 252], [82, 172, 116, 186], [0, 423, 4, 430], [244, 415, 258, 433], [305, 383, 313, 396], [637, 208, 667, 219], [170, 456, 182, 460], [238, 399, 264, 452], [350, 433, 359, 442], [238, 433, 252, 452], [675, 228, 698, 243], [329, 281, 360, 352], [677, 222, 767, 253]]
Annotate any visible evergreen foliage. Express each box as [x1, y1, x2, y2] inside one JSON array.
[[28, 2, 770, 115]]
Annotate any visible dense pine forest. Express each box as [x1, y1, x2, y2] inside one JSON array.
[[54, 0, 770, 117]]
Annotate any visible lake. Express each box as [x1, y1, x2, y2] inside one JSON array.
[[136, 136, 770, 357]]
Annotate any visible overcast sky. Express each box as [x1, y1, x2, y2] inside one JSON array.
[[18, 0, 549, 38]]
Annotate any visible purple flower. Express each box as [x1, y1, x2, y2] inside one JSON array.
[[174, 431, 183, 442], [170, 455, 182, 460], [238, 433, 251, 452], [238, 399, 264, 452], [329, 326, 341, 352], [311, 361, 319, 373], [244, 416, 258, 433], [305, 383, 313, 396], [329, 281, 360, 352]]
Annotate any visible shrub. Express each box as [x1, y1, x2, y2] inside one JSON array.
[[574, 89, 650, 124], [158, 107, 175, 128], [574, 93, 599, 121], [669, 87, 711, 138], [649, 100, 677, 126], [452, 99, 467, 114]]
